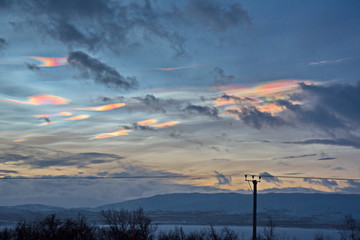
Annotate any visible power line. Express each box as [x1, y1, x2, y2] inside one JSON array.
[[0, 174, 359, 181], [254, 174, 360, 182]]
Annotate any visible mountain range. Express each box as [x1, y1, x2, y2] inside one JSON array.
[[0, 193, 359, 227]]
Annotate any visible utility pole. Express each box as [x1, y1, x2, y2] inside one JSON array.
[[245, 175, 261, 240]]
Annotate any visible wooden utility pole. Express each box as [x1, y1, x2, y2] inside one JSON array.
[[245, 175, 261, 240]]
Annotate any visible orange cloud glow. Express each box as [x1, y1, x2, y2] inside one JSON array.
[[158, 64, 197, 71], [13, 138, 27, 143], [39, 121, 58, 126], [28, 56, 68, 67], [152, 121, 180, 128], [6, 94, 70, 105], [225, 80, 313, 98], [137, 119, 158, 126], [93, 129, 132, 139], [34, 112, 72, 118], [65, 115, 90, 121], [71, 102, 126, 111], [258, 103, 284, 114], [213, 80, 314, 114]]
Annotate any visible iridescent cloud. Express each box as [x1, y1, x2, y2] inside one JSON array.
[[70, 102, 126, 111], [28, 56, 68, 67], [5, 94, 71, 105], [213, 80, 314, 114], [158, 64, 197, 71], [152, 121, 180, 128], [137, 119, 158, 126], [93, 129, 132, 139], [65, 115, 90, 121], [34, 112, 72, 118], [39, 121, 58, 126]]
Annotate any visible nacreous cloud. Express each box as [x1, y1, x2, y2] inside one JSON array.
[[5, 94, 70, 105]]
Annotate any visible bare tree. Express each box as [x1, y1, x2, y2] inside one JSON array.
[[263, 217, 276, 240], [101, 208, 156, 240], [338, 215, 360, 240]]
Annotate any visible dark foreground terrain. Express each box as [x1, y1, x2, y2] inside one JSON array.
[[0, 208, 359, 240], [1, 193, 359, 228]]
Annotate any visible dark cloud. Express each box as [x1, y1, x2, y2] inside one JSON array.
[[317, 152, 336, 161], [300, 82, 360, 124], [260, 172, 282, 183], [68, 51, 138, 89], [123, 123, 155, 131], [283, 172, 304, 176], [184, 0, 251, 32], [274, 153, 317, 160], [283, 138, 360, 149], [7, 0, 186, 55], [332, 167, 346, 171], [216, 93, 254, 104], [6, 0, 250, 56], [212, 67, 235, 85], [0, 0, 12, 9], [317, 157, 336, 160], [303, 178, 338, 188], [133, 94, 165, 113], [129, 94, 181, 113], [341, 180, 360, 194], [42, 20, 100, 51], [214, 171, 232, 185], [228, 107, 287, 129], [183, 104, 219, 118], [260, 187, 324, 194], [25, 63, 41, 71], [0, 169, 19, 174], [276, 99, 346, 131], [0, 37, 8, 52], [0, 150, 123, 169], [97, 96, 125, 102], [347, 180, 360, 188], [0, 153, 31, 163]]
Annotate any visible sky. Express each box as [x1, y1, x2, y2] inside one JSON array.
[[1, 0, 360, 207]]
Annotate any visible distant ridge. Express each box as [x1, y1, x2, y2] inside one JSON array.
[[0, 193, 359, 226], [96, 192, 360, 217]]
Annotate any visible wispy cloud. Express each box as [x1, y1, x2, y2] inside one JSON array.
[[309, 57, 353, 66]]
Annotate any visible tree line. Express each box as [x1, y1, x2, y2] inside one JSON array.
[[0, 208, 359, 240]]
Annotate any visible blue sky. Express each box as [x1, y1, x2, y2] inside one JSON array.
[[1, 0, 360, 207]]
